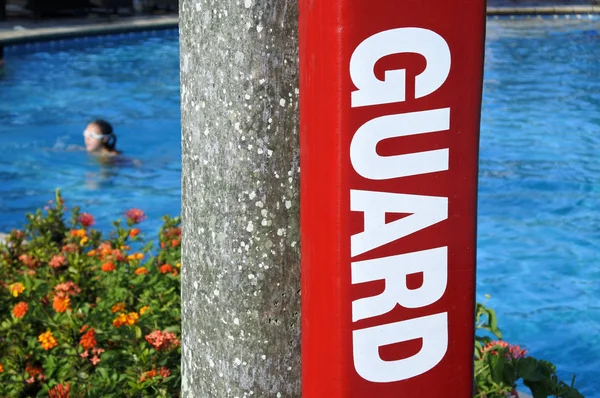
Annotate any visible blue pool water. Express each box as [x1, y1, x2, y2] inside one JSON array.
[[0, 31, 181, 234], [0, 18, 599, 396], [479, 18, 600, 397]]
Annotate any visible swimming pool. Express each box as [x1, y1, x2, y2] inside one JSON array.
[[479, 17, 599, 397], [0, 17, 599, 396], [0, 31, 181, 234]]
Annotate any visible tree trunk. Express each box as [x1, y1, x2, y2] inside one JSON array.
[[180, 0, 300, 396]]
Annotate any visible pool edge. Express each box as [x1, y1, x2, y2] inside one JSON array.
[[0, 15, 178, 47]]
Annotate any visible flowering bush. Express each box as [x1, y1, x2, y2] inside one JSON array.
[[0, 190, 181, 397], [474, 299, 583, 398]]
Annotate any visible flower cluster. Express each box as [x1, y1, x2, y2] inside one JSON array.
[[112, 312, 140, 328], [38, 331, 58, 351], [482, 340, 528, 360], [145, 330, 180, 351]]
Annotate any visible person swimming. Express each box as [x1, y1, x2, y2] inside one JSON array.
[[83, 119, 121, 156]]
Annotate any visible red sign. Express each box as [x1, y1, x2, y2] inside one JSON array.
[[299, 1, 486, 397]]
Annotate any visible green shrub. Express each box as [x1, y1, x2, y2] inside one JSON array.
[[0, 190, 181, 397]]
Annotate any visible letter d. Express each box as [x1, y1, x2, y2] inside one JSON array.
[[353, 312, 448, 383]]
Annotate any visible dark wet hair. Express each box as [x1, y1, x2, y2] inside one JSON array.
[[90, 119, 117, 151]]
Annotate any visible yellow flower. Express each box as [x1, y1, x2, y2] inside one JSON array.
[[127, 252, 144, 261], [80, 236, 89, 245], [126, 312, 140, 326], [175, 262, 180, 268], [113, 312, 139, 328], [112, 313, 128, 328], [38, 330, 58, 350], [139, 306, 151, 315], [9, 282, 24, 297], [70, 229, 87, 238]]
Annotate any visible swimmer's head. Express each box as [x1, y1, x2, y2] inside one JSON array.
[[83, 120, 117, 154]]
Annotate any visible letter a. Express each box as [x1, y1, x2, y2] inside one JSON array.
[[351, 190, 447, 257]]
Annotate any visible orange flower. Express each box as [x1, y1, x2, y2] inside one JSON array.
[[159, 264, 174, 274], [38, 330, 58, 350], [139, 306, 151, 315], [49, 382, 71, 398], [9, 282, 24, 297], [80, 328, 96, 350], [53, 296, 70, 313], [69, 229, 87, 238], [49, 255, 67, 268], [125, 209, 146, 224], [171, 239, 180, 248], [113, 312, 139, 328], [78, 212, 95, 227], [129, 228, 140, 238], [160, 242, 165, 249], [127, 252, 145, 262], [140, 368, 157, 382], [134, 267, 148, 275], [101, 262, 116, 272], [126, 312, 139, 326], [121, 245, 131, 250], [87, 250, 97, 257], [80, 325, 89, 333], [0, 363, 4, 373], [13, 301, 29, 318], [112, 313, 127, 328], [111, 302, 126, 313]]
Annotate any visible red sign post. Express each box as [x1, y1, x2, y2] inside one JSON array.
[[299, 1, 486, 397]]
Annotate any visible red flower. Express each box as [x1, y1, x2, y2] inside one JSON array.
[[145, 330, 179, 351], [125, 209, 146, 224], [19, 254, 39, 269], [49, 255, 67, 269], [25, 363, 45, 383], [61, 243, 79, 253], [13, 302, 29, 318], [111, 249, 125, 262], [49, 383, 70, 398], [159, 367, 171, 378], [481, 340, 528, 360], [54, 281, 81, 297], [78, 213, 95, 227], [171, 239, 180, 248]]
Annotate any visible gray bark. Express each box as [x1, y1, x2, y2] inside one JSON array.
[[179, 0, 300, 397]]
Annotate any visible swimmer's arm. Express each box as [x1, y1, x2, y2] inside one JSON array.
[[65, 145, 86, 151]]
